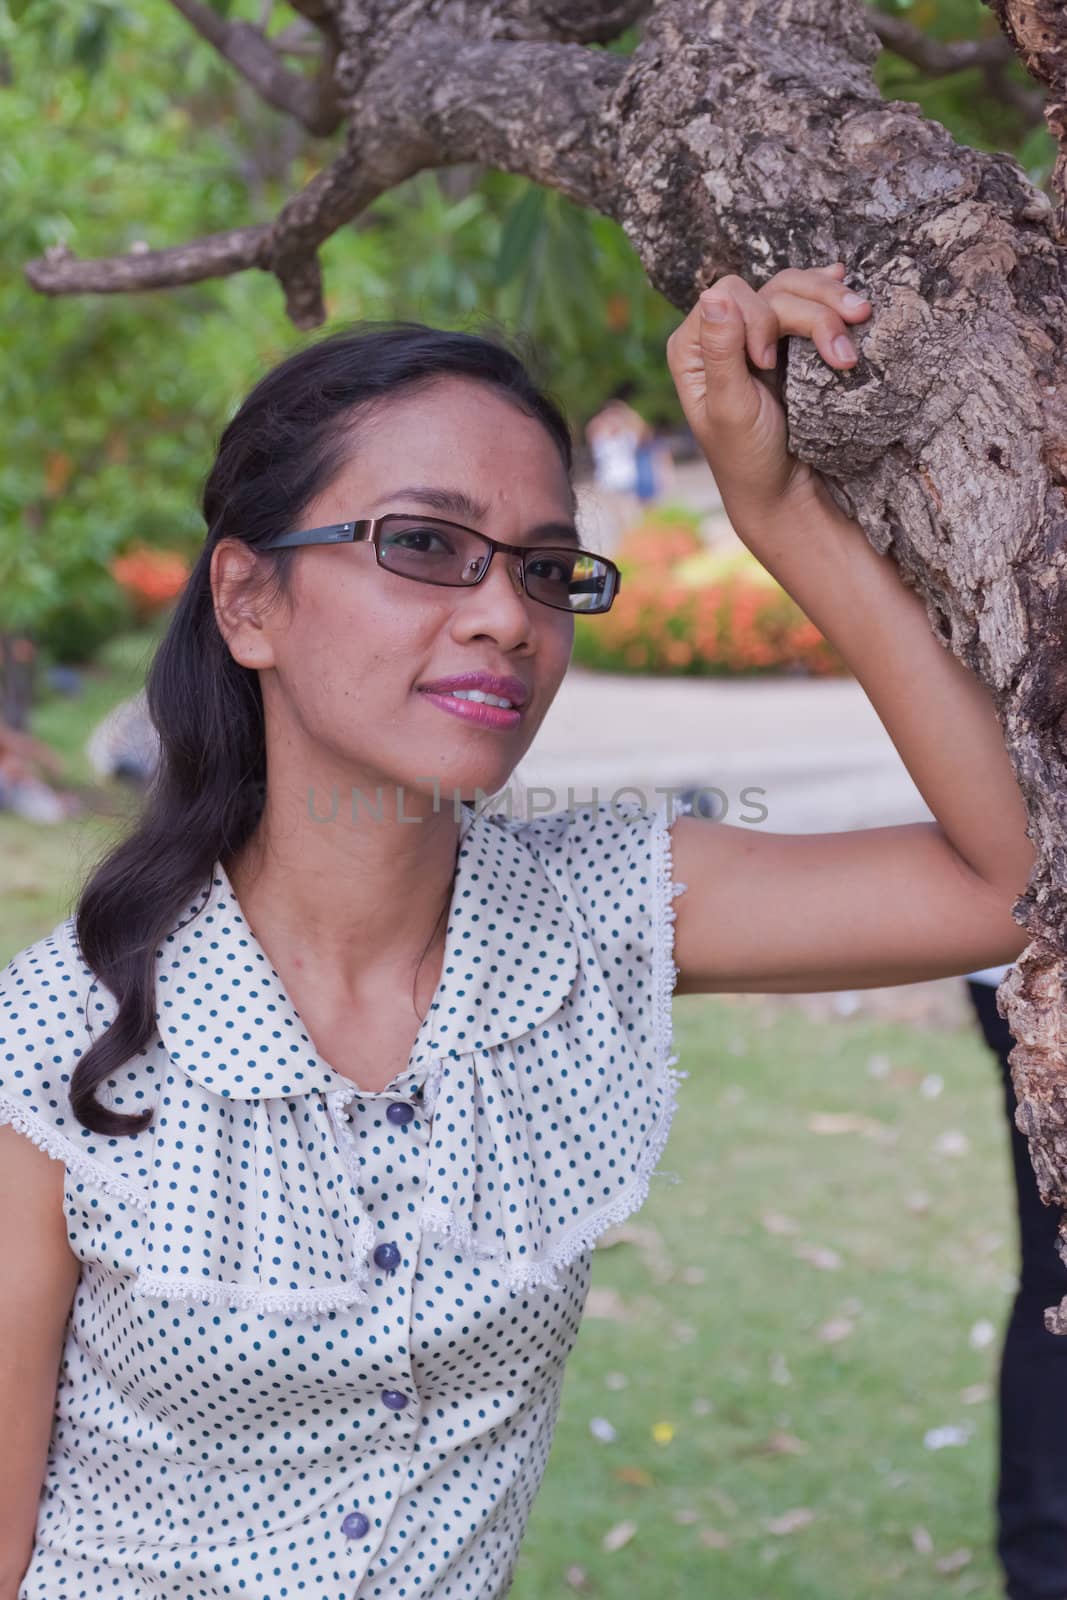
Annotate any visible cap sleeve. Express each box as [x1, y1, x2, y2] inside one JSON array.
[[0, 919, 150, 1206], [509, 797, 689, 1078]]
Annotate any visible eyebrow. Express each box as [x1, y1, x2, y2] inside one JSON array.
[[367, 486, 581, 545]]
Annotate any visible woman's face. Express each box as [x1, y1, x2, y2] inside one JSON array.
[[219, 375, 578, 815]]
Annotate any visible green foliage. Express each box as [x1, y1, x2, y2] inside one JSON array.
[[0, 0, 1055, 657], [33, 563, 135, 665], [868, 0, 1057, 184]]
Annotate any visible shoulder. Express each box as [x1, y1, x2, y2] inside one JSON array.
[[509, 796, 678, 887], [0, 918, 151, 1196], [505, 799, 688, 1068], [0, 917, 96, 1130], [0, 916, 97, 1082], [505, 797, 686, 960]]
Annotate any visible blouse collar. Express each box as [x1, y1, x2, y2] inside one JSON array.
[[153, 804, 580, 1100]]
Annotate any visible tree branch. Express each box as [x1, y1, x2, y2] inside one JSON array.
[[24, 29, 624, 326], [271, 19, 326, 58], [869, 9, 1015, 73], [21, 122, 419, 329], [986, 0, 1067, 236], [481, 0, 652, 43], [285, 0, 342, 42], [24, 227, 273, 297], [378, 32, 627, 207], [167, 0, 341, 136], [870, 9, 1046, 131], [984, 56, 1048, 125]]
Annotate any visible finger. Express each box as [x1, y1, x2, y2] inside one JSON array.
[[768, 265, 871, 323], [691, 287, 766, 427], [759, 285, 870, 369], [702, 277, 782, 371]]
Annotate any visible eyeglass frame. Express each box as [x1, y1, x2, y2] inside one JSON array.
[[258, 512, 622, 615]]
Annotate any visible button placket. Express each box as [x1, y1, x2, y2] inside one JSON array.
[[346, 1081, 426, 1434]]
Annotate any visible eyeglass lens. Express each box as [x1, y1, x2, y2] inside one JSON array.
[[377, 518, 613, 614]]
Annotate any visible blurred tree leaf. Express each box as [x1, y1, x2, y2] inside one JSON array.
[[496, 185, 547, 287]]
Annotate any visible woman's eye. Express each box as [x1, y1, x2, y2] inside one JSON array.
[[529, 557, 573, 583], [391, 527, 450, 553]]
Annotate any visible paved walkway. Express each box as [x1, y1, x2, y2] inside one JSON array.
[[520, 666, 931, 835]]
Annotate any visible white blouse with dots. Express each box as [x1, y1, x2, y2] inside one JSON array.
[[0, 800, 687, 1599]]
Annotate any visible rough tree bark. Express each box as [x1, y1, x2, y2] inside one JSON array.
[[23, 0, 1067, 1325]]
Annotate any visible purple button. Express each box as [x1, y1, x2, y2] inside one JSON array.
[[386, 1102, 415, 1126], [373, 1241, 401, 1274], [382, 1389, 410, 1411], [342, 1510, 370, 1539]]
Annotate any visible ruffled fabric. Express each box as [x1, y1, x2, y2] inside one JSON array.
[[0, 1092, 151, 1214], [4, 800, 688, 1318], [408, 798, 690, 1294], [130, 1075, 380, 1316]]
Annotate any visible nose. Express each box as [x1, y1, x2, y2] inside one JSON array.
[[479, 547, 525, 598], [451, 547, 534, 648]]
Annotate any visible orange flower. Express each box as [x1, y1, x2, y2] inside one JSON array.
[[570, 549, 849, 679], [111, 546, 190, 616], [663, 639, 692, 668]]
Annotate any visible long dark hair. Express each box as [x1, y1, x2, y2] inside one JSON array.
[[71, 322, 573, 1136]]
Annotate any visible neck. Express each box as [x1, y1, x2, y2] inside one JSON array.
[[223, 779, 464, 999]]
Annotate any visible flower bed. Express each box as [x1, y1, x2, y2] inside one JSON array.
[[574, 513, 846, 677]]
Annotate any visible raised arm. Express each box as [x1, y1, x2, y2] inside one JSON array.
[[664, 267, 1035, 995]]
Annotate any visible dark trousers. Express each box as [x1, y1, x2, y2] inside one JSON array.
[[968, 979, 1067, 1600]]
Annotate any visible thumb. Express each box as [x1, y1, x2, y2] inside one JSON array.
[[697, 290, 759, 426]]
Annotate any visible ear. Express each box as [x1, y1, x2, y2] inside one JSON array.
[[211, 539, 279, 671]]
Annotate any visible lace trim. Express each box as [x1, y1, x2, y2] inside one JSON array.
[[416, 800, 689, 1295], [130, 1271, 372, 1316], [130, 1087, 378, 1316], [0, 1094, 151, 1213], [421, 1053, 448, 1118]]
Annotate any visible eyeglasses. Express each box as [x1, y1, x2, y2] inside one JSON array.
[[259, 513, 621, 615]]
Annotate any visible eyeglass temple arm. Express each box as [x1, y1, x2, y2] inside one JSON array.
[[264, 521, 373, 550]]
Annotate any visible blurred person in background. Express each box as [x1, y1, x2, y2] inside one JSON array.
[[585, 383, 653, 547], [967, 963, 1067, 1600]]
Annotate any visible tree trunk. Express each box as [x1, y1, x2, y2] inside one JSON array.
[[0, 634, 35, 733], [21, 0, 1067, 1323]]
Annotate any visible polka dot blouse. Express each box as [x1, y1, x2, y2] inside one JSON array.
[[0, 799, 687, 1598]]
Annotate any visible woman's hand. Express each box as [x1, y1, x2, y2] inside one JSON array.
[[666, 262, 872, 526]]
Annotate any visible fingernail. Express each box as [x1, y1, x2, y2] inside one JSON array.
[[833, 334, 856, 362], [760, 344, 777, 368], [841, 291, 868, 311], [701, 298, 729, 321]]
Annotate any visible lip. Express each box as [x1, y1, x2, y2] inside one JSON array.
[[420, 692, 522, 731], [417, 672, 529, 709]]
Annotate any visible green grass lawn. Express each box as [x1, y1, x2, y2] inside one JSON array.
[[2, 630, 1021, 1598], [514, 1000, 1015, 1600]]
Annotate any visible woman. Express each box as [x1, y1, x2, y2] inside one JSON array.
[[0, 264, 1033, 1598]]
